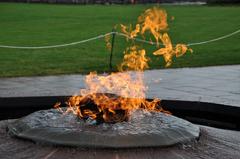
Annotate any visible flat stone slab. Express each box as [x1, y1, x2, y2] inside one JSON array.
[[1, 120, 240, 159], [7, 109, 199, 148]]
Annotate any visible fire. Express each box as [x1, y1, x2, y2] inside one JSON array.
[[55, 7, 192, 123]]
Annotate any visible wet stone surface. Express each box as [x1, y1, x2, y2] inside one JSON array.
[[1, 65, 240, 107], [7, 109, 200, 148]]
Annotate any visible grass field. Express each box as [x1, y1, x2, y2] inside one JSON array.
[[0, 3, 240, 77]]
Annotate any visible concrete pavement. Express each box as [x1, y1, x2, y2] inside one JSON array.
[[0, 65, 239, 107]]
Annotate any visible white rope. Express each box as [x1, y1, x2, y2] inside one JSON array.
[[0, 32, 114, 49], [116, 28, 240, 46], [0, 28, 239, 49], [187, 28, 240, 46], [115, 32, 156, 45]]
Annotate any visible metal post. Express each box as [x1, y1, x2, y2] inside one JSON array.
[[109, 29, 116, 72]]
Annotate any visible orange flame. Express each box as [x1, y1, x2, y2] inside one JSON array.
[[55, 7, 191, 123]]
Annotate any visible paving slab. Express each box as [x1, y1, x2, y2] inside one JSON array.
[[1, 119, 240, 159], [0, 65, 239, 107]]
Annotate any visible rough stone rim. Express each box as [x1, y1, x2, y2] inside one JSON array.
[[7, 109, 200, 148]]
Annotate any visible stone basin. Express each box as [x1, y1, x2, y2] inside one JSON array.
[[7, 108, 200, 148]]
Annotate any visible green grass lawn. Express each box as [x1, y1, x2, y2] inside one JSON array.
[[0, 3, 240, 77]]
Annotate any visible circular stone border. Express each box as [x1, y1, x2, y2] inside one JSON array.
[[7, 109, 200, 148]]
